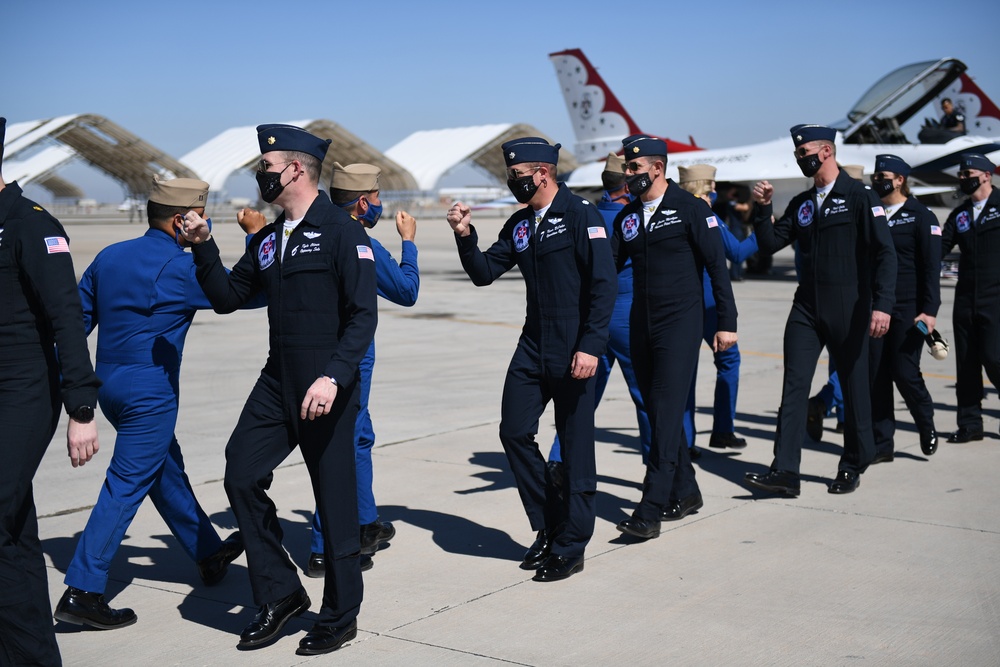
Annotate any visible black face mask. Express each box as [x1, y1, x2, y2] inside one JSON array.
[[796, 153, 823, 178], [959, 175, 982, 196], [507, 173, 539, 204], [625, 172, 653, 197], [256, 163, 292, 204], [871, 179, 896, 199]]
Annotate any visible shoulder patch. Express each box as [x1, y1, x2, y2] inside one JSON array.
[[588, 226, 606, 239], [706, 215, 719, 229], [44, 236, 70, 254], [872, 206, 885, 218], [357, 245, 374, 261]]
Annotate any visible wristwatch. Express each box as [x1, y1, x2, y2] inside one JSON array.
[[69, 405, 95, 423]]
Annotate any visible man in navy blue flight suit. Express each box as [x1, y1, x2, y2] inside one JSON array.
[[305, 162, 419, 576], [548, 153, 651, 469], [0, 116, 101, 667], [612, 136, 737, 541], [54, 177, 251, 631], [942, 153, 1000, 443], [179, 124, 377, 656], [743, 124, 896, 497], [447, 137, 616, 582]]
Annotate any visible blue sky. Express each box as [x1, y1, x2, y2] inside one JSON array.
[[3, 0, 998, 202]]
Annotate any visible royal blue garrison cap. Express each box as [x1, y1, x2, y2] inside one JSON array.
[[256, 124, 331, 161], [960, 153, 996, 173], [790, 124, 836, 147], [874, 154, 911, 177], [501, 137, 560, 167], [622, 134, 668, 158]]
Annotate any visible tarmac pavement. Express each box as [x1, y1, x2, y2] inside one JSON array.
[[35, 207, 1000, 665]]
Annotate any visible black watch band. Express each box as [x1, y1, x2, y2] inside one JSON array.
[[69, 405, 95, 423]]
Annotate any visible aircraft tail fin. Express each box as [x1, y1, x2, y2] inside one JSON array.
[[549, 48, 699, 162], [938, 72, 1000, 136]]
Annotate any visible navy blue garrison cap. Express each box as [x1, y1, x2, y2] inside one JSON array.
[[874, 154, 911, 177], [256, 124, 331, 161], [790, 124, 836, 147], [622, 133, 668, 159], [501, 137, 560, 167], [960, 153, 996, 173]]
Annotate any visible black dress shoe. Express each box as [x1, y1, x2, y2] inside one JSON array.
[[296, 620, 358, 656], [806, 396, 825, 441], [947, 427, 983, 443], [709, 432, 747, 449], [237, 587, 310, 650], [688, 445, 702, 461], [828, 470, 860, 494], [198, 531, 244, 586], [53, 587, 137, 630], [532, 554, 584, 582], [519, 530, 552, 570], [920, 431, 938, 456], [743, 469, 800, 497], [306, 552, 325, 578], [661, 493, 704, 521], [360, 520, 396, 555], [871, 451, 894, 464], [616, 516, 661, 539]]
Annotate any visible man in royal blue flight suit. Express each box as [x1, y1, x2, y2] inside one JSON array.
[[305, 162, 419, 576], [942, 153, 1000, 443], [447, 137, 616, 582], [53, 177, 255, 632], [0, 116, 101, 667], [547, 153, 651, 472], [867, 154, 941, 460], [743, 125, 896, 497], [677, 164, 758, 460], [179, 124, 377, 656], [612, 136, 738, 541]]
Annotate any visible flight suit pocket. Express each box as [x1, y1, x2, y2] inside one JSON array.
[[535, 235, 573, 257]]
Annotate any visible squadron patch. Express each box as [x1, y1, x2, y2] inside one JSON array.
[[956, 210, 971, 233], [622, 212, 640, 241], [513, 219, 530, 252], [258, 232, 276, 269], [797, 199, 814, 227]]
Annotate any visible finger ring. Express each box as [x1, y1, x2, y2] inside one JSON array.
[[318, 403, 326, 407]]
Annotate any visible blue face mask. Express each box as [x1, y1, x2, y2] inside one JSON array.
[[360, 201, 383, 228], [708, 191, 718, 205]]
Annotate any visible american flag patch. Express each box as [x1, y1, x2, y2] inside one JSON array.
[[931, 225, 942, 236], [45, 236, 70, 254], [706, 215, 719, 228], [872, 206, 886, 218], [588, 226, 606, 239], [357, 245, 374, 261]]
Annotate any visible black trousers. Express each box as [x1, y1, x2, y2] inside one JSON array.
[[224, 371, 362, 629], [773, 299, 875, 475], [870, 316, 936, 454], [953, 301, 1000, 429], [630, 300, 701, 521], [0, 357, 62, 666], [499, 338, 596, 558]]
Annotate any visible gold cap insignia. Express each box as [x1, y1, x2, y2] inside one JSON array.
[[267, 136, 276, 145], [632, 147, 640, 154]]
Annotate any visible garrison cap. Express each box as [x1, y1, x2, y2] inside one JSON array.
[[960, 153, 996, 173], [622, 133, 667, 158], [603, 152, 625, 175], [841, 164, 865, 180], [0, 117, 5, 170], [256, 123, 331, 161], [678, 164, 716, 183], [790, 124, 836, 147], [331, 162, 380, 192], [873, 154, 909, 177], [501, 137, 560, 167], [149, 176, 210, 207]]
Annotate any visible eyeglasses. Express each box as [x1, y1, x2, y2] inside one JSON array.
[[794, 147, 817, 159], [256, 159, 293, 174], [871, 172, 893, 182], [507, 166, 540, 180], [622, 161, 647, 173]]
